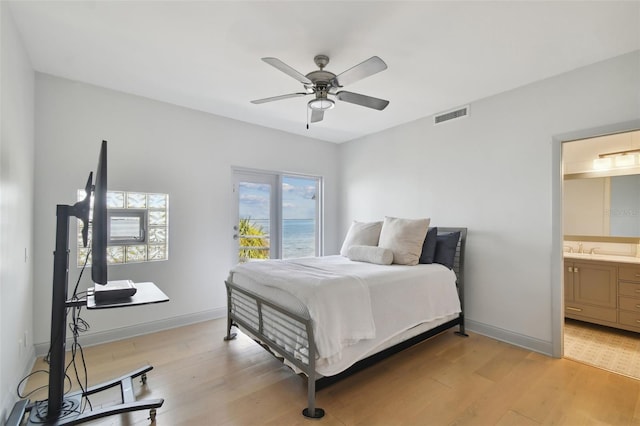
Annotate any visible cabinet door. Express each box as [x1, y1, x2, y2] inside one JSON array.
[[574, 262, 617, 308], [564, 262, 574, 302]]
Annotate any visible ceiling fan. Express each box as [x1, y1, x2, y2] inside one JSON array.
[[251, 54, 389, 124]]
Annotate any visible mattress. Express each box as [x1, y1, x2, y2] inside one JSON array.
[[229, 255, 461, 377]]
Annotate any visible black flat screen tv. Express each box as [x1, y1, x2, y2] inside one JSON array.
[[91, 140, 108, 285]]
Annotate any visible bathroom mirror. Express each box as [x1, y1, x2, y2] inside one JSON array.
[[564, 174, 640, 237]]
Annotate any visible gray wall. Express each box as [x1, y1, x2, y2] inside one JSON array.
[[32, 74, 340, 348], [338, 50, 640, 353], [1, 2, 36, 419]]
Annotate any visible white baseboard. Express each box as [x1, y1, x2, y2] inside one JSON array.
[[34, 307, 227, 357], [466, 319, 553, 356]]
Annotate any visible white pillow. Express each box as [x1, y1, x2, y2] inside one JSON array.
[[347, 245, 393, 265], [339, 221, 383, 256], [378, 216, 430, 265]]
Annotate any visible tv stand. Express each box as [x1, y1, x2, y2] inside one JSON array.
[[6, 203, 169, 425], [8, 365, 163, 425]]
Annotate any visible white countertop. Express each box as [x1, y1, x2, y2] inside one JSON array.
[[564, 252, 640, 264]]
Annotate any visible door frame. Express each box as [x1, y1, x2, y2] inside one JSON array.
[[232, 167, 324, 262], [551, 119, 640, 358], [232, 168, 280, 261]]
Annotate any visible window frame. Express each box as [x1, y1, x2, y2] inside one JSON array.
[[107, 209, 147, 245], [232, 167, 324, 262]]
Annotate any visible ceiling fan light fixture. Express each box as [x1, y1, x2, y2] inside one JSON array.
[[308, 98, 335, 111]]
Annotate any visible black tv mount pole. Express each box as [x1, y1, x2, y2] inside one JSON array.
[[6, 177, 163, 426]]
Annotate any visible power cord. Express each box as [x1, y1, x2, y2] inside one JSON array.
[[17, 248, 94, 415]]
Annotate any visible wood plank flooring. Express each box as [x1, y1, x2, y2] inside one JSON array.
[[20, 319, 640, 425]]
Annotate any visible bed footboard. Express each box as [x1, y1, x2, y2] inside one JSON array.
[[224, 277, 325, 419]]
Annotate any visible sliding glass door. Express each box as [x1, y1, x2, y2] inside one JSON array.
[[232, 169, 322, 263]]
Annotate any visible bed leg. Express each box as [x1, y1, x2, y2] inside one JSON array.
[[223, 317, 237, 341], [454, 314, 469, 337], [302, 375, 325, 419]]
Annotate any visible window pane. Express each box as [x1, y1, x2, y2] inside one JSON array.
[[238, 181, 271, 262], [282, 176, 318, 259]]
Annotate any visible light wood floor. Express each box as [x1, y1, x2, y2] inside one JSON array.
[[21, 318, 640, 425]]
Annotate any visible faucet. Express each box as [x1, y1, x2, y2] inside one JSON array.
[[578, 243, 583, 254], [589, 247, 600, 255]]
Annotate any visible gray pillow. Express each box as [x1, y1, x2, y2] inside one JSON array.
[[419, 227, 438, 264], [434, 231, 461, 269]]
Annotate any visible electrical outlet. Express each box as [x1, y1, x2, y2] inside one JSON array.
[[23, 331, 28, 348]]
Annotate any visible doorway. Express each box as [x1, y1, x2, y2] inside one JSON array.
[[554, 123, 640, 377]]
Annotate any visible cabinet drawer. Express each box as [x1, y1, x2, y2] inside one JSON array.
[[565, 303, 616, 323], [620, 282, 640, 297], [620, 296, 640, 312], [619, 265, 640, 283], [619, 311, 640, 330]]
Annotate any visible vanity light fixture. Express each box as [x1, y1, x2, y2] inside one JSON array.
[[593, 148, 640, 170], [614, 153, 638, 167], [593, 157, 613, 170]]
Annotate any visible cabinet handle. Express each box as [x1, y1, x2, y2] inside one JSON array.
[[636, 320, 640, 324], [635, 274, 640, 277], [568, 267, 573, 273], [636, 305, 640, 309], [635, 289, 640, 293], [566, 307, 583, 312], [574, 267, 579, 273]]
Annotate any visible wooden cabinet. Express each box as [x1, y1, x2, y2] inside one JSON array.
[[564, 260, 617, 325], [618, 265, 640, 332], [565, 259, 640, 333]]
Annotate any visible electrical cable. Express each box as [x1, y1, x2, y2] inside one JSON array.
[[17, 247, 94, 417]]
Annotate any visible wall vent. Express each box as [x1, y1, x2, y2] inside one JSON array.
[[434, 105, 469, 125]]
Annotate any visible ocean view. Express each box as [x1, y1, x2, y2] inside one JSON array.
[[249, 218, 316, 259]]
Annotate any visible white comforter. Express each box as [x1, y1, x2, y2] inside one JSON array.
[[231, 257, 376, 360], [230, 256, 461, 375]]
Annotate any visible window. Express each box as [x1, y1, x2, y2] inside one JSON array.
[[107, 209, 147, 245], [233, 169, 322, 263], [77, 190, 169, 266]]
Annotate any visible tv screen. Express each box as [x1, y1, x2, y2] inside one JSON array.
[[91, 140, 108, 285]]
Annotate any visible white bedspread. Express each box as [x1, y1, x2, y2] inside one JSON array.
[[230, 257, 376, 360], [230, 256, 461, 376]]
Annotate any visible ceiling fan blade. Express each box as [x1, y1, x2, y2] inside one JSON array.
[[336, 91, 389, 110], [262, 57, 312, 85], [251, 92, 308, 104], [334, 56, 387, 87], [310, 109, 324, 123]]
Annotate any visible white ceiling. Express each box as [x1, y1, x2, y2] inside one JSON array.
[[8, 1, 640, 143]]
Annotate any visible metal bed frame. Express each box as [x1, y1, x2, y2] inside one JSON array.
[[224, 227, 467, 419]]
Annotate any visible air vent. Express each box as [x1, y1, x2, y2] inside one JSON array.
[[434, 106, 469, 125]]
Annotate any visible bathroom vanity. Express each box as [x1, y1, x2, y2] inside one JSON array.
[[565, 253, 640, 332]]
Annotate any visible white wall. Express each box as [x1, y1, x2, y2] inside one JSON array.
[[32, 74, 340, 349], [1, 3, 36, 419], [338, 51, 640, 353]]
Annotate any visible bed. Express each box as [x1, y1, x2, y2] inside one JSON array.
[[224, 225, 467, 418]]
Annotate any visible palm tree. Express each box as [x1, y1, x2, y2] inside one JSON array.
[[238, 217, 269, 262]]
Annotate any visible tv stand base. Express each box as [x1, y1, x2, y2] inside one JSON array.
[[7, 365, 163, 426]]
